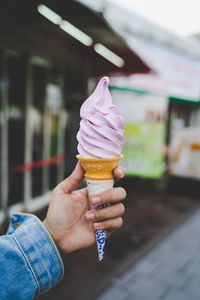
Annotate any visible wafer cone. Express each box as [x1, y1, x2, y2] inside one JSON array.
[[77, 155, 122, 261]]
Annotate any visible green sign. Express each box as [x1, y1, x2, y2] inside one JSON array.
[[111, 87, 168, 179], [121, 122, 166, 178]]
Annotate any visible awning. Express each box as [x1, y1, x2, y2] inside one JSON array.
[[0, 0, 151, 76]]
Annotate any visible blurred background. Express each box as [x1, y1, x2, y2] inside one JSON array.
[[0, 0, 200, 299]]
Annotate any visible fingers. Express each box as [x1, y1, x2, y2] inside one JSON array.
[[86, 203, 125, 221], [114, 167, 125, 183], [89, 187, 126, 206], [86, 202, 125, 231], [56, 162, 84, 193], [94, 217, 123, 231]]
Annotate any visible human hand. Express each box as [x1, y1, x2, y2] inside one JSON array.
[[43, 162, 126, 253]]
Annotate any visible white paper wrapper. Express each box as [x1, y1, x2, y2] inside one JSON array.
[[87, 178, 114, 261]]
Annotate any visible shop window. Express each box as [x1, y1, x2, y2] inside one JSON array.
[[190, 108, 200, 127], [30, 65, 65, 198], [170, 102, 200, 130], [31, 65, 46, 197], [47, 71, 62, 189], [7, 54, 25, 206], [0, 52, 66, 212], [0, 57, 2, 208]]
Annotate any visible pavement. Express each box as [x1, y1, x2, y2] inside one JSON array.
[[37, 184, 200, 300], [97, 207, 200, 300]]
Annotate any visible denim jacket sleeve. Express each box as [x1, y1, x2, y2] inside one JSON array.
[[0, 213, 64, 300]]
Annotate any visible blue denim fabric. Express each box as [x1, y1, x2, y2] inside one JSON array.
[[0, 213, 64, 300]]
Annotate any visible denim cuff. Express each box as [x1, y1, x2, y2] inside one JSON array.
[[8, 213, 64, 296]]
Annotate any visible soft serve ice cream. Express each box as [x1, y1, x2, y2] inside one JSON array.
[[77, 76, 124, 158], [76, 76, 124, 261]]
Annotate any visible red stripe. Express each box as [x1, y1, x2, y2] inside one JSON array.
[[12, 154, 64, 173]]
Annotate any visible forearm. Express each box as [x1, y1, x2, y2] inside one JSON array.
[[0, 213, 64, 300]]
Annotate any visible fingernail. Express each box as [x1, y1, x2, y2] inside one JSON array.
[[91, 196, 101, 206], [94, 222, 103, 229], [86, 211, 95, 220], [118, 167, 125, 178]]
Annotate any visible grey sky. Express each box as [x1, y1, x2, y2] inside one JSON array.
[[109, 0, 200, 36]]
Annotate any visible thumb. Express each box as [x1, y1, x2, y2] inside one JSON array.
[[57, 162, 85, 193]]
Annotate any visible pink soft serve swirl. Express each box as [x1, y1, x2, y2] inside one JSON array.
[[77, 76, 124, 158]]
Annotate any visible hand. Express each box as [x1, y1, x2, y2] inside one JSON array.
[[43, 162, 126, 253]]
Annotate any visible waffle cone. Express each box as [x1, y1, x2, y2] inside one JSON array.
[[76, 155, 123, 180]]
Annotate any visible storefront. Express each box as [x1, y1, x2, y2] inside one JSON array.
[[168, 99, 200, 180], [0, 50, 68, 222], [0, 0, 149, 224], [110, 37, 200, 182]]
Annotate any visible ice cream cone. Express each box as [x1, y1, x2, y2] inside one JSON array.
[[77, 155, 122, 261]]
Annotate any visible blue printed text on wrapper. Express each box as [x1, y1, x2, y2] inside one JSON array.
[[91, 204, 107, 261]]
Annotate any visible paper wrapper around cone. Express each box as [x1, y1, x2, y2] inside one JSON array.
[[77, 155, 122, 261]]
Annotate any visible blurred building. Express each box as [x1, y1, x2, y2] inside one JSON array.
[[80, 0, 200, 184], [0, 0, 151, 224]]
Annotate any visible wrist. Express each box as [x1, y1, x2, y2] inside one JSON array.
[[42, 219, 60, 249]]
